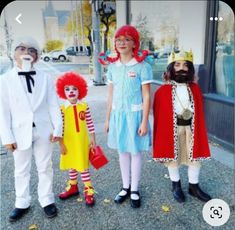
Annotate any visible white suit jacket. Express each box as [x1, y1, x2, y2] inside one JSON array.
[[0, 67, 63, 150]]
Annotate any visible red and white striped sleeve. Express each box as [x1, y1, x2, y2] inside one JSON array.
[[85, 105, 95, 133]]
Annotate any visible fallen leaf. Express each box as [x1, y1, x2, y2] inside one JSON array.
[[77, 198, 83, 202], [162, 205, 170, 212], [103, 199, 111, 203], [28, 224, 38, 230]]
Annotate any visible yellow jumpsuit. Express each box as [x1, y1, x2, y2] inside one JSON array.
[[60, 102, 90, 172]]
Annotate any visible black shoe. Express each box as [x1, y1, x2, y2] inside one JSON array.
[[114, 187, 130, 204], [9, 207, 30, 222], [130, 191, 141, 208], [172, 180, 186, 203], [43, 203, 57, 218], [188, 183, 211, 202]]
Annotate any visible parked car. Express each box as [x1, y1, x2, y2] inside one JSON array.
[[41, 50, 67, 62], [158, 52, 171, 59], [66, 46, 91, 56], [149, 51, 159, 59], [157, 48, 179, 59], [41, 52, 51, 62]]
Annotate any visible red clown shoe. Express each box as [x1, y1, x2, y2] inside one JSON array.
[[59, 181, 79, 200], [84, 186, 95, 206]]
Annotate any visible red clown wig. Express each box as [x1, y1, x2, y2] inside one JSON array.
[[56, 72, 88, 100], [99, 25, 149, 65]]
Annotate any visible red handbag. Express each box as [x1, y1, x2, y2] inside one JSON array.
[[89, 146, 108, 170]]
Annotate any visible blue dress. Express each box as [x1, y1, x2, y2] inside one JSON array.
[[106, 58, 153, 154]]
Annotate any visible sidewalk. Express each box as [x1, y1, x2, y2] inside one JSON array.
[[0, 80, 234, 230]]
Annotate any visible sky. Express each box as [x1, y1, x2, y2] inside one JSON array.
[[0, 1, 72, 53]]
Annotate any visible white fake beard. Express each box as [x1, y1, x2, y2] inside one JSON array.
[[20, 55, 34, 71]]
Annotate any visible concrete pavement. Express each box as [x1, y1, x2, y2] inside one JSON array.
[[0, 76, 234, 230]]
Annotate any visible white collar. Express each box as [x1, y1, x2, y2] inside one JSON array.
[[15, 66, 35, 72], [64, 100, 84, 109], [115, 58, 138, 67]]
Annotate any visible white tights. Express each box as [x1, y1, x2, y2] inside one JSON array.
[[119, 152, 142, 199]]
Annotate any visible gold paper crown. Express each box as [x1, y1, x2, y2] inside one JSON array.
[[168, 49, 193, 64]]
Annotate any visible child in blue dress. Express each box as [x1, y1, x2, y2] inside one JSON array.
[[100, 25, 153, 208]]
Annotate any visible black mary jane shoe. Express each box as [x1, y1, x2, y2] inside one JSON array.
[[114, 187, 130, 204], [43, 203, 57, 218], [9, 207, 30, 222], [130, 191, 141, 208]]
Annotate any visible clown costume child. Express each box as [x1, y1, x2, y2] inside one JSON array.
[[56, 72, 96, 206]]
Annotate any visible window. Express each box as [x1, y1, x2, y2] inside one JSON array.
[[130, 1, 180, 82], [215, 1, 234, 98]]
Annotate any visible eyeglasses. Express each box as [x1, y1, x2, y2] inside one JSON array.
[[15, 46, 38, 55], [115, 38, 134, 44]]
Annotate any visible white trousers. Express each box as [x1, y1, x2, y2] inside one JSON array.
[[167, 164, 201, 184], [13, 127, 54, 208]]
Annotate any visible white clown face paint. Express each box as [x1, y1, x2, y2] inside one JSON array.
[[64, 85, 79, 103]]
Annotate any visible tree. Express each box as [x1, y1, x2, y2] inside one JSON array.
[[66, 0, 93, 52], [3, 9, 13, 65], [98, 1, 116, 52], [82, 1, 93, 52], [44, 40, 64, 52], [135, 13, 152, 50]]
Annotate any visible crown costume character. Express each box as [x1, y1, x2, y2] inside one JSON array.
[[168, 49, 193, 64]]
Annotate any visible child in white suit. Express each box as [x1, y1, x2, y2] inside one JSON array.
[[0, 36, 63, 221]]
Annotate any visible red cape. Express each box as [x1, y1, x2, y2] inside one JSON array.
[[153, 83, 210, 161]]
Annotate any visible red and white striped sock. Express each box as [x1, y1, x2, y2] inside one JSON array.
[[69, 169, 78, 181], [81, 169, 92, 187]]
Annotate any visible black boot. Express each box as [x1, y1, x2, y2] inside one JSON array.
[[172, 180, 185, 203], [188, 183, 211, 202]]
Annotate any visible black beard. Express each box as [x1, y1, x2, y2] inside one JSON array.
[[173, 75, 191, 83], [172, 70, 193, 83]]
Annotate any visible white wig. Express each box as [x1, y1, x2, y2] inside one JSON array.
[[11, 36, 41, 61]]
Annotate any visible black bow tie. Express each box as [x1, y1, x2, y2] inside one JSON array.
[[18, 71, 36, 93]]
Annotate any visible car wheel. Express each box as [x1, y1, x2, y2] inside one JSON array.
[[44, 57, 50, 62], [59, 55, 66, 61]]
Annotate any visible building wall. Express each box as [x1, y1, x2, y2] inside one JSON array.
[[45, 17, 59, 40], [116, 1, 127, 28]]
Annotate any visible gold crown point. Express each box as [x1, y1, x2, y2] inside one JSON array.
[[168, 48, 193, 64]]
